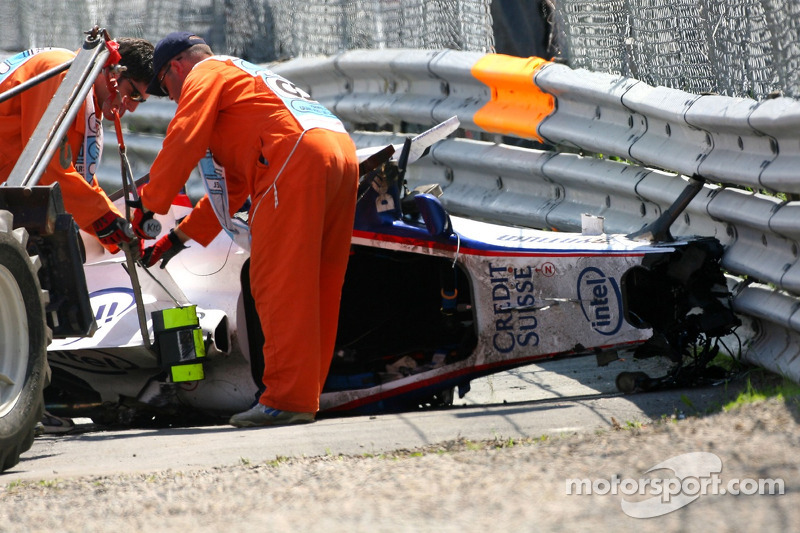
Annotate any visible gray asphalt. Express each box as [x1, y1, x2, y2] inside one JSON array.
[[8, 354, 741, 482]]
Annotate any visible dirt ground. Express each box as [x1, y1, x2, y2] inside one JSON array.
[[0, 370, 797, 532]]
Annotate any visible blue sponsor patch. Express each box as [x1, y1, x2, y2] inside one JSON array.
[[290, 99, 337, 118]]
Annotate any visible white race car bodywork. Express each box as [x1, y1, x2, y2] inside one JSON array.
[[47, 195, 679, 420], [45, 123, 738, 423]]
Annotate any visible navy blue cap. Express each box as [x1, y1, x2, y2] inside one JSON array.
[[146, 31, 207, 96]]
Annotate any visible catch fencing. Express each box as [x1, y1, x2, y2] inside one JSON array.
[[6, 0, 799, 101], [116, 48, 800, 383]]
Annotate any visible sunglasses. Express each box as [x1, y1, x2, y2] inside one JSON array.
[[158, 62, 172, 96], [121, 77, 146, 103]]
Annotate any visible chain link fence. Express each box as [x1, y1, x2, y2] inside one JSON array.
[[2, 0, 798, 99], [549, 0, 800, 100], [0, 0, 495, 62]]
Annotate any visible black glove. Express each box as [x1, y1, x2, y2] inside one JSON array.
[[141, 229, 187, 269], [92, 211, 134, 247], [129, 199, 162, 239]]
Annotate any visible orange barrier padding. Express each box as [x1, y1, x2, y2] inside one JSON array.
[[471, 55, 554, 142]]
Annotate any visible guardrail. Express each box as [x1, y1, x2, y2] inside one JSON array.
[[115, 49, 800, 383]]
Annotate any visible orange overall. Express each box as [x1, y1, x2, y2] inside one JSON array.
[[0, 49, 121, 232], [140, 57, 358, 413]]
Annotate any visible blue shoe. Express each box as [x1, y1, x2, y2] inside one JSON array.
[[229, 404, 315, 428]]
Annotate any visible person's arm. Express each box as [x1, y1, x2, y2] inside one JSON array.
[[174, 181, 253, 248], [142, 186, 255, 267], [18, 52, 125, 249], [174, 194, 223, 246], [141, 226, 188, 268], [139, 65, 229, 215]]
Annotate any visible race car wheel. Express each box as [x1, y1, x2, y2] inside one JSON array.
[[0, 210, 49, 472]]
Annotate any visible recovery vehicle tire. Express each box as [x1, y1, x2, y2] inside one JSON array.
[[0, 210, 50, 473]]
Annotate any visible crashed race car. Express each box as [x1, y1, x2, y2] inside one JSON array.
[[2, 27, 743, 473], [42, 117, 742, 426]]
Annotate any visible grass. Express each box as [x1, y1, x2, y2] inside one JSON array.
[[265, 455, 290, 467], [625, 420, 644, 430], [723, 373, 800, 412], [3, 479, 61, 493], [669, 346, 800, 415]]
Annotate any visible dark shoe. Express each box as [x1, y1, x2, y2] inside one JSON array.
[[229, 404, 314, 428], [41, 411, 75, 434]]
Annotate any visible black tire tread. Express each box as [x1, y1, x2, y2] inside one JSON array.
[[0, 210, 50, 473]]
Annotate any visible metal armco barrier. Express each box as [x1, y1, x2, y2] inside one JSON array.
[[113, 49, 800, 384]]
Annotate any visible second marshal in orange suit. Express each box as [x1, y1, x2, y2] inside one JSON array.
[[135, 32, 358, 427], [0, 39, 154, 253]]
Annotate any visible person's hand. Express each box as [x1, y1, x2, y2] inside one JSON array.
[[92, 211, 134, 248], [129, 199, 161, 239], [141, 229, 187, 269]]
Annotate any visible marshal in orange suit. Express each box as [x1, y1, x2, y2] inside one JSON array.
[[136, 32, 358, 427], [0, 40, 153, 252]]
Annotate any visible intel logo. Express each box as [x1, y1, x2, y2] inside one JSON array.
[[577, 267, 622, 335], [91, 287, 137, 326]]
